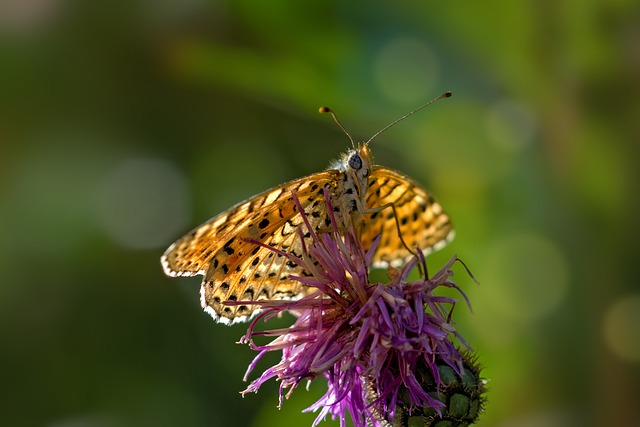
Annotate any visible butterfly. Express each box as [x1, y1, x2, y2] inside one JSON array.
[[161, 94, 454, 324]]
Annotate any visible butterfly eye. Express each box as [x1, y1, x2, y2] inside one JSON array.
[[348, 154, 363, 170]]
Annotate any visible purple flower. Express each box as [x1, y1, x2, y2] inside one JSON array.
[[233, 192, 483, 427]]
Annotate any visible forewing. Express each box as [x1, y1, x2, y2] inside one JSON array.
[[162, 196, 254, 278], [161, 171, 336, 277], [361, 166, 454, 267], [162, 171, 339, 324]]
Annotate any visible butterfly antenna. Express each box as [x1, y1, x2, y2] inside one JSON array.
[[319, 106, 356, 149], [365, 91, 452, 145]]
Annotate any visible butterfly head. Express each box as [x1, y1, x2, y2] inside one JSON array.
[[319, 106, 373, 179], [341, 142, 373, 178]]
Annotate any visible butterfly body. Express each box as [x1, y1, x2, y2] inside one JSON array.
[[162, 142, 453, 324], [325, 143, 373, 231]]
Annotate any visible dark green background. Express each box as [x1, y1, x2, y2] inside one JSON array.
[[1, 1, 639, 426]]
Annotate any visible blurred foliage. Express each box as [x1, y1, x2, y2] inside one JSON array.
[[1, 1, 639, 426]]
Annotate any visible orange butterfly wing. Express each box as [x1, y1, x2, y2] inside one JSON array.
[[361, 166, 454, 268], [162, 171, 339, 324]]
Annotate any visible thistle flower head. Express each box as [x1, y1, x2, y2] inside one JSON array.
[[234, 191, 483, 427]]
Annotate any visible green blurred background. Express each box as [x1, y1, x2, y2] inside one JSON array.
[[1, 1, 639, 426]]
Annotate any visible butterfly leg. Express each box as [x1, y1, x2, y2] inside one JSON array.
[[364, 202, 419, 261]]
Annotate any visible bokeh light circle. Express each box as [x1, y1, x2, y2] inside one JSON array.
[[373, 37, 439, 105], [480, 232, 570, 323], [486, 99, 537, 152], [603, 294, 640, 363], [95, 158, 190, 249]]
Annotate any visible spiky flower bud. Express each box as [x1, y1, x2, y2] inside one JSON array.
[[391, 351, 486, 427]]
